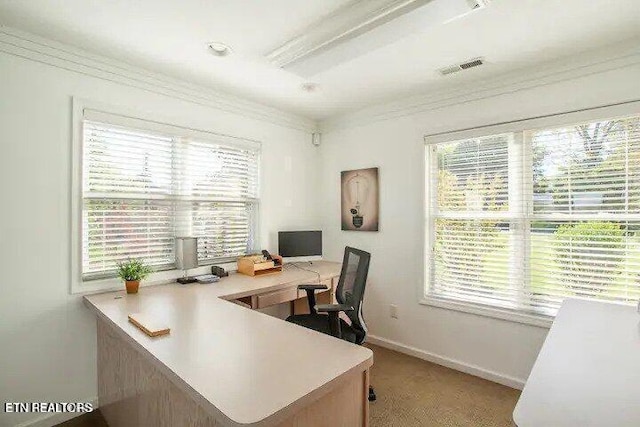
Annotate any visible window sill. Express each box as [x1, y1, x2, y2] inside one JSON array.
[[419, 296, 553, 329], [71, 261, 238, 295]]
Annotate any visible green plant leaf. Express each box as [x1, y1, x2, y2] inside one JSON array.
[[116, 258, 153, 282]]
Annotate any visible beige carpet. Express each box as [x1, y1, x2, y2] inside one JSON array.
[[57, 344, 519, 427], [55, 409, 107, 427], [368, 343, 519, 427]]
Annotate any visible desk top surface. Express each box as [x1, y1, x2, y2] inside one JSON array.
[[513, 298, 640, 427], [84, 261, 373, 427]]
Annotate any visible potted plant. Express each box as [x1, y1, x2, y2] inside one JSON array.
[[116, 259, 152, 294]]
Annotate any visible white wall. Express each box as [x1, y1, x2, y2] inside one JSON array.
[[2, 25, 639, 427], [317, 61, 640, 388], [0, 49, 319, 426]]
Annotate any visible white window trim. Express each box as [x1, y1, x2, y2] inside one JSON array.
[[419, 296, 553, 328], [70, 98, 261, 294], [421, 100, 640, 326]]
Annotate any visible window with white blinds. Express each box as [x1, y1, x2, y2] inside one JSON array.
[[82, 120, 259, 279], [425, 113, 640, 317]]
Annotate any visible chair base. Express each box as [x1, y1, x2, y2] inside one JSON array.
[[368, 386, 376, 402]]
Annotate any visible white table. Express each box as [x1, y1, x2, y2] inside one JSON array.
[[513, 298, 640, 427]]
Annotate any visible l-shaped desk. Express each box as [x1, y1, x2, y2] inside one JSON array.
[[83, 261, 373, 427]]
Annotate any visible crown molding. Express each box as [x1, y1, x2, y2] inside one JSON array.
[[320, 38, 640, 132], [3, 25, 638, 136], [0, 25, 317, 132]]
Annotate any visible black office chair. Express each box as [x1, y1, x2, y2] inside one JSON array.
[[286, 246, 376, 401]]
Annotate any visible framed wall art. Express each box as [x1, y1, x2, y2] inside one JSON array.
[[341, 167, 379, 231]]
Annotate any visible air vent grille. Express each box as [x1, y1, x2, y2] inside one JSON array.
[[438, 57, 485, 76], [460, 58, 484, 69]]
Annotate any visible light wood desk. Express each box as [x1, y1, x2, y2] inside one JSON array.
[[513, 299, 640, 427], [84, 261, 373, 427]]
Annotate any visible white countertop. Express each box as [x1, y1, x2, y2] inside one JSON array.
[[84, 261, 373, 427], [513, 298, 640, 427]]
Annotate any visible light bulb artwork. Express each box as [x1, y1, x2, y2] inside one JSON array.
[[346, 173, 370, 228], [341, 167, 379, 231]]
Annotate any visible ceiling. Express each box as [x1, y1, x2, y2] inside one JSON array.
[[0, 0, 639, 120]]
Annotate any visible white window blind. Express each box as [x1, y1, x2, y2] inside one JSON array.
[[82, 120, 259, 279], [428, 134, 521, 310], [528, 117, 640, 313], [426, 113, 640, 317]]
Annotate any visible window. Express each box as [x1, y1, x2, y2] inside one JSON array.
[[425, 112, 640, 318], [80, 117, 260, 280]]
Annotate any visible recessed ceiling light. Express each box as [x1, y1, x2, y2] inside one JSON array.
[[208, 42, 232, 57], [301, 83, 318, 93], [467, 0, 491, 9]]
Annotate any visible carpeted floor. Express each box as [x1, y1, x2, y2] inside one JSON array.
[[367, 344, 519, 427], [57, 344, 519, 427], [55, 409, 107, 427]]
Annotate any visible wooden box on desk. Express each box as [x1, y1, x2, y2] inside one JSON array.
[[237, 255, 283, 276]]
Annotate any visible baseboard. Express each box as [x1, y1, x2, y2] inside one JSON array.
[[366, 335, 525, 390], [14, 397, 98, 427]]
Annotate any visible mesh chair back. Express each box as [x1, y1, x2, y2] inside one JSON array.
[[336, 247, 371, 344]]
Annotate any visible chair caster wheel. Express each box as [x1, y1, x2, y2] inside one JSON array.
[[368, 386, 376, 402]]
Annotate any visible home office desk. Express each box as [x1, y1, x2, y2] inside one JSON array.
[[513, 299, 640, 427], [83, 261, 373, 427]]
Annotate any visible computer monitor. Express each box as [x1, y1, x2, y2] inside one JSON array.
[[278, 231, 322, 260]]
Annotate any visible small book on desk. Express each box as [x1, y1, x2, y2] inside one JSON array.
[[128, 313, 170, 337]]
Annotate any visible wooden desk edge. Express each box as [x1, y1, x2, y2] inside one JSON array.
[[218, 270, 340, 301]]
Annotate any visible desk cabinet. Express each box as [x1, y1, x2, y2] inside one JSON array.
[[237, 278, 336, 313], [256, 287, 298, 309]]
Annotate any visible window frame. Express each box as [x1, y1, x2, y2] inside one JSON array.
[[422, 101, 640, 327], [70, 98, 261, 294]]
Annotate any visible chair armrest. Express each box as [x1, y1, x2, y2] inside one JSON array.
[[298, 284, 328, 315], [315, 304, 354, 313], [297, 284, 328, 291]]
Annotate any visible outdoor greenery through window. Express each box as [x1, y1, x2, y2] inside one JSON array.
[[82, 120, 260, 280], [425, 114, 640, 317]]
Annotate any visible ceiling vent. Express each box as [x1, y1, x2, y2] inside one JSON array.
[[438, 57, 485, 76]]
